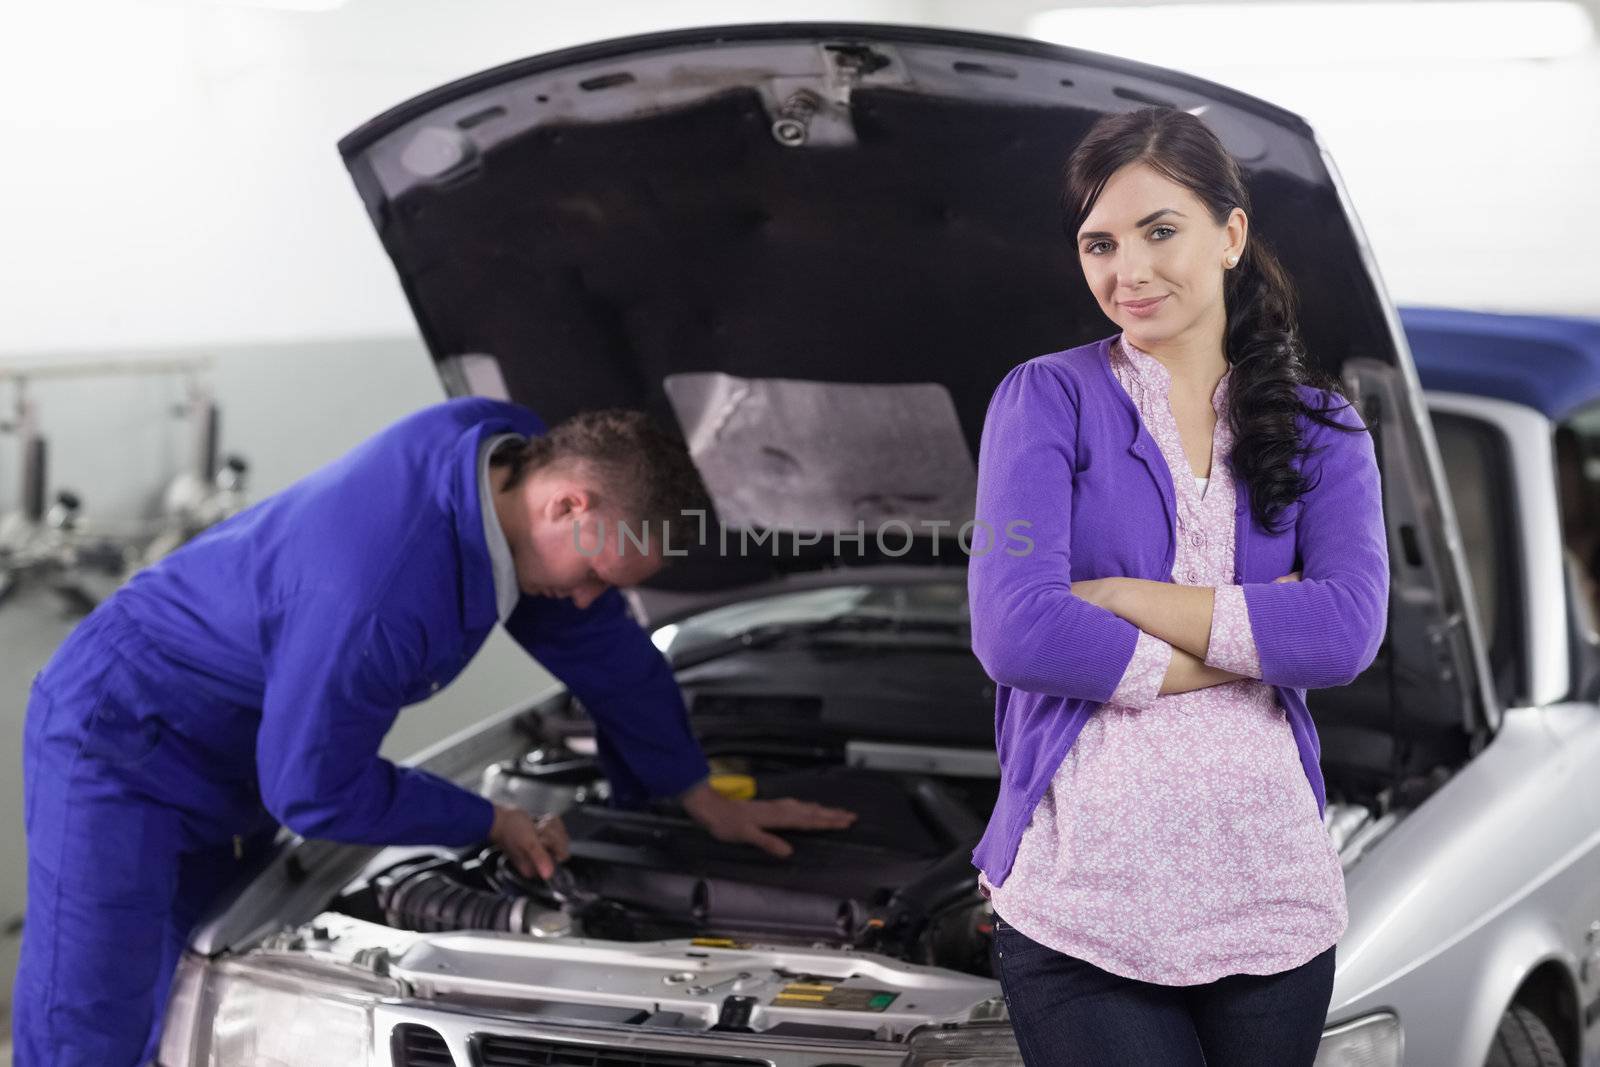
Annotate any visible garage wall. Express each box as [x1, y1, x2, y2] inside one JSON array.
[[0, 0, 931, 358], [2, 0, 1598, 366]]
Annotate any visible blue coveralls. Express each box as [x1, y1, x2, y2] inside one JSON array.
[[13, 398, 711, 1065]]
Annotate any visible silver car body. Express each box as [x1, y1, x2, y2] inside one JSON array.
[[1330, 392, 1600, 1067]]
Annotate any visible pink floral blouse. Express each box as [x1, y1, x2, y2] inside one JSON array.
[[978, 334, 1346, 985]]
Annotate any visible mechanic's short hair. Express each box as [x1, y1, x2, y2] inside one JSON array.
[[493, 409, 712, 536]]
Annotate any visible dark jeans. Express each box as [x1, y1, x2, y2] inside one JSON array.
[[992, 917, 1336, 1067]]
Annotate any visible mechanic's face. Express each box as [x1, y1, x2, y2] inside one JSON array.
[[1076, 162, 1246, 353], [503, 466, 664, 610]]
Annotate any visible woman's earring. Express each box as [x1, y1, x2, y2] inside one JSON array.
[[1225, 254, 1239, 268]]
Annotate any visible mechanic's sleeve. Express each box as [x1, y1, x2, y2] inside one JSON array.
[[505, 587, 710, 809], [255, 592, 496, 846], [1241, 401, 1390, 689], [967, 359, 1144, 702]]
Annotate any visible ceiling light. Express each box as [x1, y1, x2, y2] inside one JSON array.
[[210, 0, 351, 11], [1029, 2, 1596, 64]]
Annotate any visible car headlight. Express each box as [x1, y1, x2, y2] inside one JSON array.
[[900, 1011, 1402, 1067], [1313, 1012, 1403, 1067], [158, 951, 400, 1066], [904, 1025, 1026, 1066]]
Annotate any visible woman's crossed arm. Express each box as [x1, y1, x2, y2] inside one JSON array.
[[1077, 573, 1302, 695]]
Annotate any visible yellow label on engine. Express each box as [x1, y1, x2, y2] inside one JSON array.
[[708, 773, 757, 801]]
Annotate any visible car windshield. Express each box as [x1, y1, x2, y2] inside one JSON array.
[[650, 581, 971, 661]]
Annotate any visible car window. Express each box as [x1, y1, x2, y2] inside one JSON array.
[[1428, 411, 1523, 707], [1555, 401, 1600, 641]]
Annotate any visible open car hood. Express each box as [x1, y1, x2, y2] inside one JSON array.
[[341, 24, 1497, 734]]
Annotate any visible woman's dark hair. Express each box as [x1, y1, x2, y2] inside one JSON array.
[[1062, 107, 1366, 533]]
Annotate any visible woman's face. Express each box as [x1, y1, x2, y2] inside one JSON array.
[[1075, 161, 1246, 351]]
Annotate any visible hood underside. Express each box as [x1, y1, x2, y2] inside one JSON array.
[[341, 24, 1495, 735], [340, 23, 1404, 583]]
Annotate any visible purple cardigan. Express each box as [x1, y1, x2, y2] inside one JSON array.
[[969, 335, 1389, 886]]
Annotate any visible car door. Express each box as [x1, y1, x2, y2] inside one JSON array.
[[1426, 391, 1600, 1059]]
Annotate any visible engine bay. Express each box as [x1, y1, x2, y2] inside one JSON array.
[[335, 753, 999, 978], [171, 552, 1462, 1052], [237, 705, 1422, 1045], [323, 727, 1409, 996]]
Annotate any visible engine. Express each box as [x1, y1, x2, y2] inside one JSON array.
[[336, 751, 1000, 977]]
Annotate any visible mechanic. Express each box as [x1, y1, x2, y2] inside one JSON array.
[[14, 397, 856, 1067]]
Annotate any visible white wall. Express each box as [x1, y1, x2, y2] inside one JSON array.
[[5, 0, 1598, 363], [0, 0, 929, 357], [933, 0, 1600, 317]]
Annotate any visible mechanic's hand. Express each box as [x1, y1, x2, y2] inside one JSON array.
[[1274, 571, 1303, 583], [489, 805, 570, 880], [680, 782, 857, 859]]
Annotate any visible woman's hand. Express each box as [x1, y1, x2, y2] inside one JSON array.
[[1076, 571, 1298, 613], [1071, 577, 1122, 610], [1161, 645, 1244, 694], [1074, 573, 1298, 659]]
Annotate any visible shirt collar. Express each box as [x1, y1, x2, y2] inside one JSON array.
[[1117, 332, 1232, 414], [478, 432, 525, 622]]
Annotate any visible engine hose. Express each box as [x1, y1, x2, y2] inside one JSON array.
[[884, 838, 986, 929], [484, 850, 863, 943], [373, 854, 545, 935]]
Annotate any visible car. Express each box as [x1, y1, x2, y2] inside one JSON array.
[[149, 23, 1597, 1067], [1385, 306, 1600, 1066]]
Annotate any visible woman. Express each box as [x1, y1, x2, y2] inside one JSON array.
[[967, 107, 1389, 1066]]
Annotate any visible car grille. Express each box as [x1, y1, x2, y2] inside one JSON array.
[[394, 1023, 456, 1066], [473, 1033, 766, 1067]]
